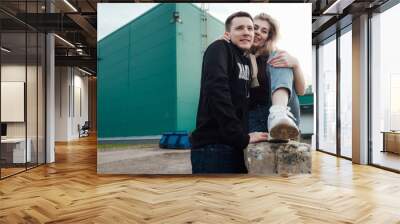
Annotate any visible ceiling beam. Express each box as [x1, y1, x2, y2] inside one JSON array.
[[66, 13, 97, 47], [322, 0, 356, 14], [55, 55, 97, 73]]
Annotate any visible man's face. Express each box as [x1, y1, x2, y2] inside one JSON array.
[[226, 17, 254, 50], [252, 19, 270, 50]]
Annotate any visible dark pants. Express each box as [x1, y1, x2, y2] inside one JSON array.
[[191, 144, 248, 174], [248, 104, 269, 132]]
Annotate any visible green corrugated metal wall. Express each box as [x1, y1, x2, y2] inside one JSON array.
[[98, 3, 224, 138], [176, 4, 224, 131]]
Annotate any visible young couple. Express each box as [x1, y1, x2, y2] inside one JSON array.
[[190, 11, 306, 173]]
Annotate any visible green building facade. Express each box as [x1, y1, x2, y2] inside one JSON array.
[[98, 3, 224, 139]]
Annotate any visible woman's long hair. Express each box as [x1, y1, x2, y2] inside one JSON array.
[[253, 13, 279, 56]]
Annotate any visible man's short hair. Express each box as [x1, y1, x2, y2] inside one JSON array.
[[225, 11, 253, 32]]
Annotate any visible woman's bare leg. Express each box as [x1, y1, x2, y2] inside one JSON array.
[[272, 88, 289, 106]]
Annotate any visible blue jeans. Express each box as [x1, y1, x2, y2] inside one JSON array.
[[248, 54, 300, 132], [191, 144, 248, 173], [269, 63, 300, 126]]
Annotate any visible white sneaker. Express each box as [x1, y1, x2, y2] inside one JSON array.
[[268, 105, 299, 140]]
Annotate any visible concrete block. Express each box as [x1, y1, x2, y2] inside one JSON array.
[[245, 141, 311, 176]]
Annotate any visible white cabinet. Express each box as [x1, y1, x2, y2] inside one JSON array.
[[1, 138, 32, 163]]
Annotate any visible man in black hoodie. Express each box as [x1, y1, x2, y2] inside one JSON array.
[[190, 12, 268, 173]]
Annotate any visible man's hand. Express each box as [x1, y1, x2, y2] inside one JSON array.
[[249, 132, 269, 143], [267, 50, 299, 69]]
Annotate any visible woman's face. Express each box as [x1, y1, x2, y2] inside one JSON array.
[[252, 19, 270, 49]]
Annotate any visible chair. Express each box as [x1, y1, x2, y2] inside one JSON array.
[[78, 121, 90, 138]]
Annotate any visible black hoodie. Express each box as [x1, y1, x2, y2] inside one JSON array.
[[190, 40, 251, 150]]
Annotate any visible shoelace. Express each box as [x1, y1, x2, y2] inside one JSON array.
[[286, 107, 297, 122]]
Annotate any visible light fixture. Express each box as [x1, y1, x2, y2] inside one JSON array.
[[322, 0, 355, 15], [75, 42, 84, 48], [1, 47, 11, 53], [76, 48, 87, 56], [54, 34, 75, 48], [63, 0, 78, 12], [78, 67, 93, 76]]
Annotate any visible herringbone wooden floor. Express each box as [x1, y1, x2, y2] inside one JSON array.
[[1, 135, 400, 224]]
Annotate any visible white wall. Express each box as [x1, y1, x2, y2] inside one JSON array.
[[55, 66, 69, 141], [55, 67, 89, 141], [1, 65, 39, 137], [1, 65, 26, 137], [1, 63, 46, 164], [72, 72, 89, 138]]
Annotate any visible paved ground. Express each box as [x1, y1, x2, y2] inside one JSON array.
[[98, 145, 192, 174]]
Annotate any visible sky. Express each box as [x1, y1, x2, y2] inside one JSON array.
[[97, 3, 312, 86]]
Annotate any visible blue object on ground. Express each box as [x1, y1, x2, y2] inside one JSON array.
[[159, 131, 191, 149]]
